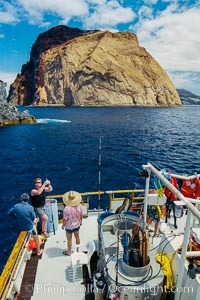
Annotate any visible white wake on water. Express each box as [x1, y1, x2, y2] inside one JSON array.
[[37, 118, 71, 124]]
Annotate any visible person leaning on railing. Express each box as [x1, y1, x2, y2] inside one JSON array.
[[8, 193, 43, 256]]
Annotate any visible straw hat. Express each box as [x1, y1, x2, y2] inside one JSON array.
[[63, 191, 82, 206]]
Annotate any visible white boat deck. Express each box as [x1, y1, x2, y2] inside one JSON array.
[[151, 212, 200, 300], [31, 212, 99, 300], [30, 206, 200, 300]]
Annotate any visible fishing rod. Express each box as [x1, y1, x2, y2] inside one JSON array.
[[115, 216, 120, 286], [98, 136, 102, 256], [46, 174, 55, 235], [98, 136, 102, 217]]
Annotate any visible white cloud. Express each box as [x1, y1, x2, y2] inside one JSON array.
[[87, 0, 105, 4], [0, 2, 18, 23], [143, 0, 158, 5], [168, 71, 200, 95], [1, 0, 199, 94], [14, 0, 136, 29], [130, 4, 200, 94], [134, 5, 200, 72], [138, 5, 153, 20], [17, 0, 89, 25], [83, 0, 136, 28]]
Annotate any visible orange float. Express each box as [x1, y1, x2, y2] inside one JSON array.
[[27, 235, 42, 250]]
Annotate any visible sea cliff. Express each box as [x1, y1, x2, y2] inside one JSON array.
[[7, 26, 181, 107]]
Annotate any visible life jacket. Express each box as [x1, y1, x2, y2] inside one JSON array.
[[164, 176, 178, 200], [194, 178, 200, 198], [181, 179, 196, 198]]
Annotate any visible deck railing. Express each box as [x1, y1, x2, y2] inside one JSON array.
[[46, 189, 145, 211], [0, 231, 30, 300]]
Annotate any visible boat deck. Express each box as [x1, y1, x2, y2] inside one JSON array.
[[17, 207, 200, 300], [22, 212, 99, 300]]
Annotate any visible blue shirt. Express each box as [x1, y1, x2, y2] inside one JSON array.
[[8, 201, 36, 231]]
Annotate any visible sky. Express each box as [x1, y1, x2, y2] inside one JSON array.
[[0, 0, 200, 96]]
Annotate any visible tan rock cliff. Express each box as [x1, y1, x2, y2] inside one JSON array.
[[8, 26, 181, 107]]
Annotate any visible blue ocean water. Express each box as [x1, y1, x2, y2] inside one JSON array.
[[0, 106, 200, 273]]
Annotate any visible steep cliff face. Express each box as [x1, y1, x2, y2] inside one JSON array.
[[7, 26, 181, 107]]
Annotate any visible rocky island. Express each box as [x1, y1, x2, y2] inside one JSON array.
[[177, 89, 200, 105], [0, 80, 36, 126], [7, 26, 181, 107]]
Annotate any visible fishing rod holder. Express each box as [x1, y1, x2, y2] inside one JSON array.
[[113, 219, 134, 235], [119, 256, 151, 277], [45, 199, 59, 232]]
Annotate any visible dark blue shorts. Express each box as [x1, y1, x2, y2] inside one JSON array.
[[65, 227, 80, 234]]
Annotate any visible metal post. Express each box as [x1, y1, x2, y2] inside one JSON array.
[[174, 209, 192, 300], [143, 169, 151, 230]]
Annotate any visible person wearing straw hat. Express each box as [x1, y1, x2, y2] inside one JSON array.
[[62, 191, 83, 256]]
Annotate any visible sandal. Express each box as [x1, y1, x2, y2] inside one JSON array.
[[63, 250, 71, 256], [153, 233, 160, 237], [42, 231, 50, 238]]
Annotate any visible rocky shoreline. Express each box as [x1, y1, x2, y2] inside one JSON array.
[[0, 80, 36, 126], [0, 102, 36, 126]]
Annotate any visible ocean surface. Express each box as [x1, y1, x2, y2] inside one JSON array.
[[0, 105, 200, 273]]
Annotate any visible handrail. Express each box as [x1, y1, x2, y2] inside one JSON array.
[[143, 163, 200, 300], [144, 163, 200, 220], [46, 189, 145, 209], [0, 231, 29, 300]]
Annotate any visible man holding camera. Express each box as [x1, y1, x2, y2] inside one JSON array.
[[30, 178, 53, 238]]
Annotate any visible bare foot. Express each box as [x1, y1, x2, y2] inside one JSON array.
[[37, 249, 44, 256]]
